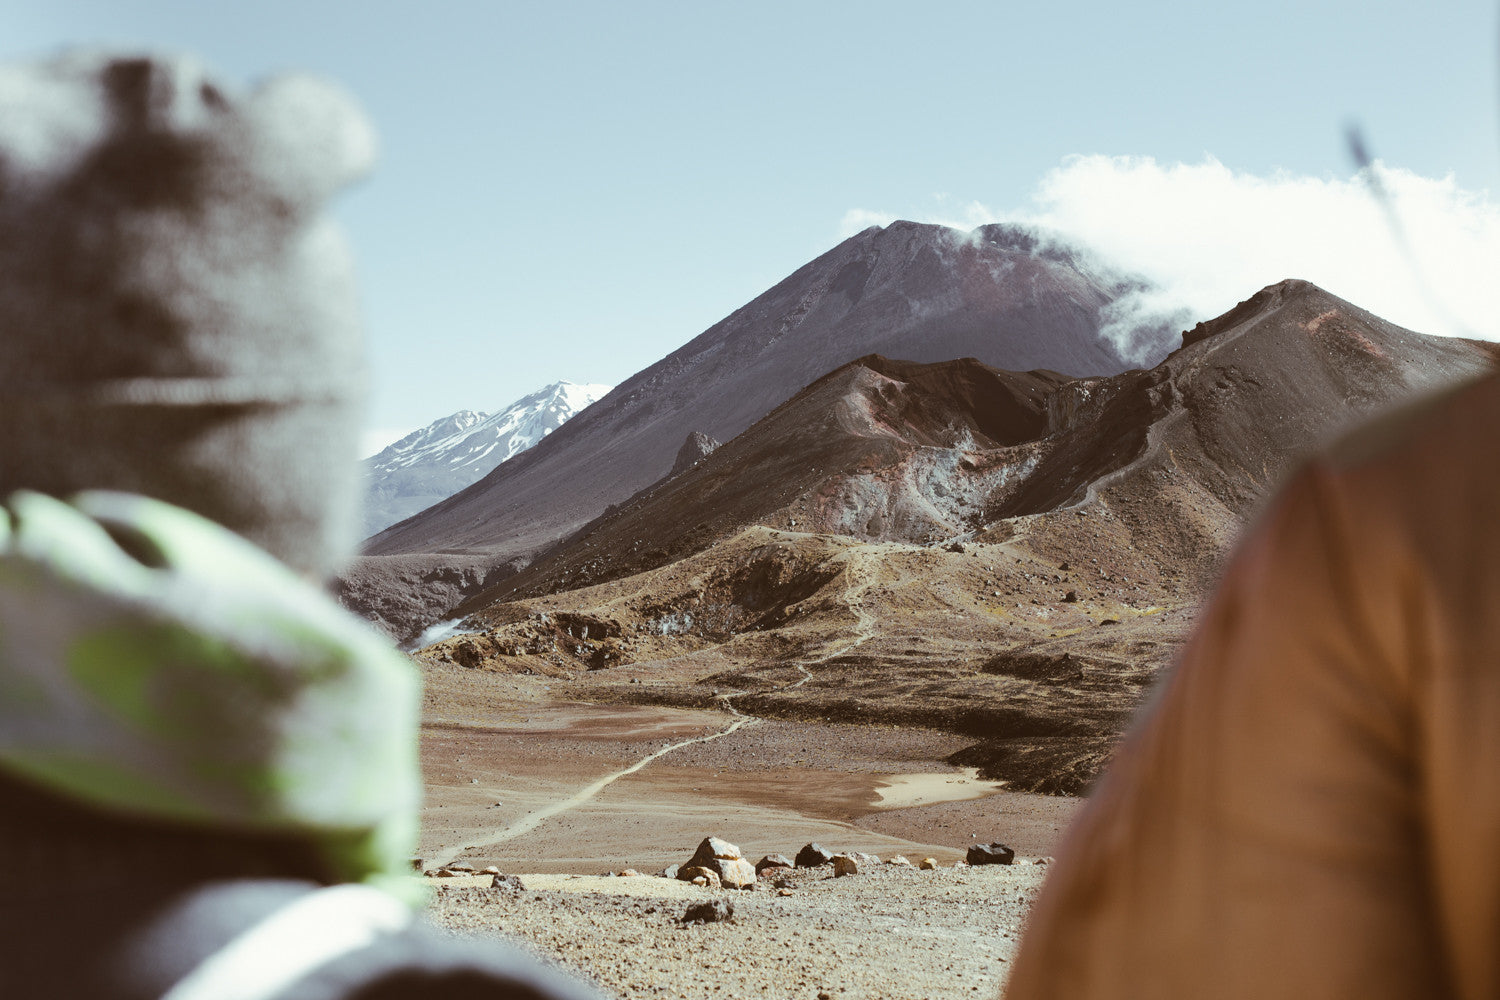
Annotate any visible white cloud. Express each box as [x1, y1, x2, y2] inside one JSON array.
[[846, 155, 1500, 343]]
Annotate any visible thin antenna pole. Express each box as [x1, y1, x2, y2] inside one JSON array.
[[1345, 123, 1474, 339]]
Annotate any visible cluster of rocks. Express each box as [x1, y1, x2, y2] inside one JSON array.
[[417, 837, 1041, 896], [417, 860, 526, 890], [672, 836, 759, 889], [661, 836, 1029, 890]]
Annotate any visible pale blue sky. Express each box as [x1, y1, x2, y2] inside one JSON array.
[[7, 1, 1498, 452]]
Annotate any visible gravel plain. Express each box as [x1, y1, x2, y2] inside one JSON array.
[[414, 670, 1076, 998], [429, 861, 1051, 1000]]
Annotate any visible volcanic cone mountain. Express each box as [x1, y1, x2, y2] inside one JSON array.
[[455, 278, 1495, 605], [345, 221, 1178, 641], [421, 279, 1495, 792]]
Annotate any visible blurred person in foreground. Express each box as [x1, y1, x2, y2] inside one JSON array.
[[1006, 367, 1500, 998], [0, 50, 602, 999]]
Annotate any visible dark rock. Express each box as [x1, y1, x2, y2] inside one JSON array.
[[681, 899, 734, 924], [491, 874, 526, 890], [966, 842, 1016, 866], [795, 843, 836, 868], [1063, 590, 1079, 603], [755, 853, 794, 873], [453, 639, 486, 668]]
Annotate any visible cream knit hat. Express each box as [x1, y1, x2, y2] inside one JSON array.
[[0, 50, 378, 576]]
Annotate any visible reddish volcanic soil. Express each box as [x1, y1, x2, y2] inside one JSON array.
[[417, 690, 1080, 876]]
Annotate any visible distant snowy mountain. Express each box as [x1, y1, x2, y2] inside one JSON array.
[[361, 381, 612, 537]]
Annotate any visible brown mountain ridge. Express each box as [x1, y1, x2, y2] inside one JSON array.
[[341, 221, 1179, 643], [459, 278, 1492, 606]]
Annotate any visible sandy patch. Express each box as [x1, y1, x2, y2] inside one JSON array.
[[871, 766, 1002, 808]]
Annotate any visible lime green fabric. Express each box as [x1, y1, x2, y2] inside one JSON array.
[[0, 490, 422, 903]]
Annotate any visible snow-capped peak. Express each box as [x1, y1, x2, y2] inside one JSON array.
[[361, 380, 612, 537], [371, 410, 489, 462]]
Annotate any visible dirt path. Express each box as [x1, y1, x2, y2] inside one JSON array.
[[791, 545, 879, 667], [1074, 405, 1186, 510], [427, 550, 887, 869], [425, 712, 761, 869]]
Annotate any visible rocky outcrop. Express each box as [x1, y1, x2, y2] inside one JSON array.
[[671, 431, 721, 476]]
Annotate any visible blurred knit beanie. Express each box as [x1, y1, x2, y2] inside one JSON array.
[[0, 490, 422, 902], [0, 53, 422, 900], [0, 50, 377, 577]]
